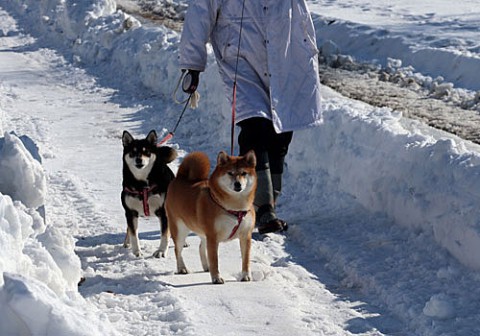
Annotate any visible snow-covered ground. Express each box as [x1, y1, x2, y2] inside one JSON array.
[[2, 0, 480, 335], [311, 0, 480, 88]]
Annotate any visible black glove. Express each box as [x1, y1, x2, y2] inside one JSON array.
[[182, 70, 200, 94]]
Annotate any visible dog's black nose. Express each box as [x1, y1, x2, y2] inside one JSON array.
[[135, 158, 143, 165], [234, 182, 242, 192]]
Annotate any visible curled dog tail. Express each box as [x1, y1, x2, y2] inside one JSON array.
[[176, 151, 210, 182]]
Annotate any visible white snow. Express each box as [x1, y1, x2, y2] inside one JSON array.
[[0, 132, 46, 209], [310, 0, 480, 92], [1, 0, 480, 335]]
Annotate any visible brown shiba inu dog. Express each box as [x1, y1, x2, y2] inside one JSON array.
[[165, 150, 257, 284]]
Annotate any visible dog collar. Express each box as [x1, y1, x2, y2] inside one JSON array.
[[209, 190, 249, 240], [124, 185, 158, 216]]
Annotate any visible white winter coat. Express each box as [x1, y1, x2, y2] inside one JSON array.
[[179, 0, 323, 133]]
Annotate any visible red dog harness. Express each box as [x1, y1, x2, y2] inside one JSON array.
[[124, 185, 158, 216], [209, 190, 249, 240], [225, 209, 248, 240]]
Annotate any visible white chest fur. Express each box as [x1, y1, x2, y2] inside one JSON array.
[[125, 192, 165, 217], [215, 211, 254, 241]]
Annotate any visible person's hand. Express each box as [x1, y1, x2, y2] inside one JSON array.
[[182, 70, 200, 94]]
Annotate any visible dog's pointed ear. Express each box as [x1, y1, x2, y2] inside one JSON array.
[[122, 131, 134, 147], [244, 150, 256, 168], [217, 151, 229, 166], [146, 130, 158, 144]]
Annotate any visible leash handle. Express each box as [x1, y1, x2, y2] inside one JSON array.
[[173, 70, 200, 107], [172, 71, 188, 105]]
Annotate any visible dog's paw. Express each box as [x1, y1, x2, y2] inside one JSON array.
[[177, 268, 189, 275], [212, 276, 225, 285], [133, 250, 143, 257], [240, 272, 251, 282], [152, 249, 167, 258]]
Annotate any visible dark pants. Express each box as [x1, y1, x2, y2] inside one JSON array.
[[238, 117, 293, 173]]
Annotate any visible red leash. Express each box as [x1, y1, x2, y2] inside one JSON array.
[[230, 83, 237, 155]]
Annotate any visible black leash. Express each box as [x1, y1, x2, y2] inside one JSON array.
[[157, 93, 192, 146], [230, 0, 247, 155]]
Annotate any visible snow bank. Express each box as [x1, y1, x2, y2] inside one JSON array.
[[0, 130, 113, 333], [3, 0, 184, 97], [0, 191, 109, 334], [0, 130, 102, 333], [312, 15, 480, 92], [0, 132, 46, 209], [288, 96, 480, 270], [1, 273, 118, 336], [2, 0, 228, 135]]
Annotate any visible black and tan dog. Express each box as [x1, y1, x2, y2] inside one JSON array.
[[121, 130, 176, 257]]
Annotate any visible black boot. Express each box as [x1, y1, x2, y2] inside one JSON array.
[[271, 173, 282, 205], [255, 169, 287, 234], [256, 204, 288, 234]]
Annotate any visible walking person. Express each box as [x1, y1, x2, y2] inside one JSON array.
[[178, 0, 323, 234]]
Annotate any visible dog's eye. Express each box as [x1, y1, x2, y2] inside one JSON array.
[[240, 172, 247, 176], [228, 172, 234, 176], [141, 147, 151, 156]]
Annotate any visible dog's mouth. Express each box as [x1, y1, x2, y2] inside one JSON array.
[[135, 163, 145, 169]]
